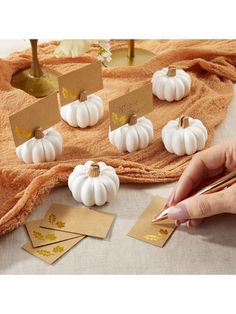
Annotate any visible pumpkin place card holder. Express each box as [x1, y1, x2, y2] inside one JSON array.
[[161, 115, 208, 156], [151, 66, 191, 102], [57, 62, 104, 128], [108, 83, 154, 153], [68, 160, 120, 207], [9, 93, 62, 164]]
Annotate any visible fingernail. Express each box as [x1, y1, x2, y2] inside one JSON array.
[[166, 190, 176, 206], [168, 203, 189, 220]]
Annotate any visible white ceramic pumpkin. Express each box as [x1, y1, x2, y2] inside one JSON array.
[[162, 116, 208, 156], [60, 93, 104, 128], [16, 127, 63, 164], [152, 66, 191, 102], [109, 115, 154, 153], [68, 160, 120, 207]]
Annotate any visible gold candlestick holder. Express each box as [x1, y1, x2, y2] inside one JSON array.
[[11, 39, 59, 98], [107, 39, 155, 67]]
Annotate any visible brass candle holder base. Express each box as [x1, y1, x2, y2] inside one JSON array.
[[11, 68, 59, 98], [107, 47, 155, 67]]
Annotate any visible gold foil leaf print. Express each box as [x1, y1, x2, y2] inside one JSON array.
[[36, 249, 53, 257], [52, 246, 64, 253], [62, 87, 77, 101], [32, 230, 57, 242], [112, 112, 118, 123], [33, 231, 44, 241], [112, 112, 127, 125], [159, 229, 168, 235], [15, 127, 32, 139], [143, 229, 169, 242], [45, 233, 57, 241], [35, 246, 64, 257], [48, 214, 56, 225], [143, 234, 162, 241], [56, 221, 65, 228], [48, 213, 65, 228], [119, 115, 127, 125]]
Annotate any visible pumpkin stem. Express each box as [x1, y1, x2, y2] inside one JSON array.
[[34, 127, 44, 139], [79, 90, 87, 102], [128, 114, 137, 126], [88, 163, 100, 177], [179, 116, 189, 128], [167, 66, 176, 77]]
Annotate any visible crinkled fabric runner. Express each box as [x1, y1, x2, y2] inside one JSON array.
[[1, 39, 236, 235]]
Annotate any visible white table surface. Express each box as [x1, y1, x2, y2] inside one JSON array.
[[1, 40, 236, 274]]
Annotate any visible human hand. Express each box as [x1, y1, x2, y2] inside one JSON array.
[[167, 138, 236, 228]]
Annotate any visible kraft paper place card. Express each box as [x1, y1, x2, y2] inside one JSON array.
[[25, 219, 83, 248], [40, 203, 115, 239], [58, 62, 103, 107], [128, 196, 176, 248], [109, 83, 153, 131], [9, 93, 61, 147], [22, 237, 83, 265]]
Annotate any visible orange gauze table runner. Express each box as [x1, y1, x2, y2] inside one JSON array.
[[1, 39, 236, 235]]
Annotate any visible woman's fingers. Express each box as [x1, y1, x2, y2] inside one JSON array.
[[170, 183, 236, 224], [165, 138, 236, 226], [173, 145, 227, 204], [173, 138, 236, 205], [166, 190, 176, 207], [166, 142, 228, 207], [222, 183, 236, 214], [168, 189, 228, 220]]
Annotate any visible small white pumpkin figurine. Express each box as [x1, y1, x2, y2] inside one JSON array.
[[60, 90, 104, 128], [162, 115, 208, 156], [152, 66, 191, 102], [109, 114, 154, 153], [68, 160, 120, 207], [16, 127, 63, 164]]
